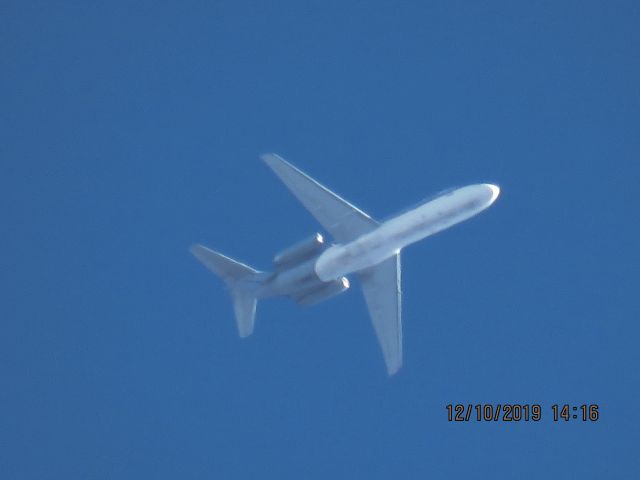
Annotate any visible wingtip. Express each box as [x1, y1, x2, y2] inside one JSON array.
[[238, 329, 254, 338], [189, 243, 212, 257], [386, 363, 402, 376], [260, 153, 300, 172], [189, 244, 211, 266], [260, 153, 282, 165]]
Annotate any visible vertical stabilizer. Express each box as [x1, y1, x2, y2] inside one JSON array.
[[190, 244, 261, 337], [231, 288, 257, 337]]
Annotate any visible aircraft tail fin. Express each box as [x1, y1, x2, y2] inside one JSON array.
[[190, 244, 261, 337]]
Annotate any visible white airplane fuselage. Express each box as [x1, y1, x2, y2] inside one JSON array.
[[191, 153, 502, 374], [315, 184, 500, 281]]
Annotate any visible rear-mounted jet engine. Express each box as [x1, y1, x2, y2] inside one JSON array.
[[259, 233, 350, 304]]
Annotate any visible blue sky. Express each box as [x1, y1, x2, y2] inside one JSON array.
[[2, 1, 639, 478]]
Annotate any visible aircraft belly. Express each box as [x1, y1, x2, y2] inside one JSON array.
[[315, 239, 397, 282], [314, 184, 499, 282]]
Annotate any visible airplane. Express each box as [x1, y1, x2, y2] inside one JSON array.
[[191, 154, 500, 375]]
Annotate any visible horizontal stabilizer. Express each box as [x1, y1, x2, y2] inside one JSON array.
[[190, 244, 260, 337], [190, 244, 259, 283]]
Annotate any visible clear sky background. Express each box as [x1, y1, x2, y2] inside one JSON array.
[[2, 1, 639, 478]]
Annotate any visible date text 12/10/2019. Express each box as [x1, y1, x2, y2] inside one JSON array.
[[445, 404, 600, 422]]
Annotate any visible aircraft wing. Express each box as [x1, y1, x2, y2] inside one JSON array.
[[261, 153, 378, 243], [358, 252, 403, 375]]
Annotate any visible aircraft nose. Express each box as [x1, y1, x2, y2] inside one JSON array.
[[483, 184, 500, 205]]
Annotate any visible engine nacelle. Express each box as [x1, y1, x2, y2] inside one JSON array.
[[274, 257, 321, 291], [273, 233, 325, 268], [294, 277, 350, 306]]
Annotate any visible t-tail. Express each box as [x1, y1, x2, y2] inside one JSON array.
[[190, 244, 262, 337]]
